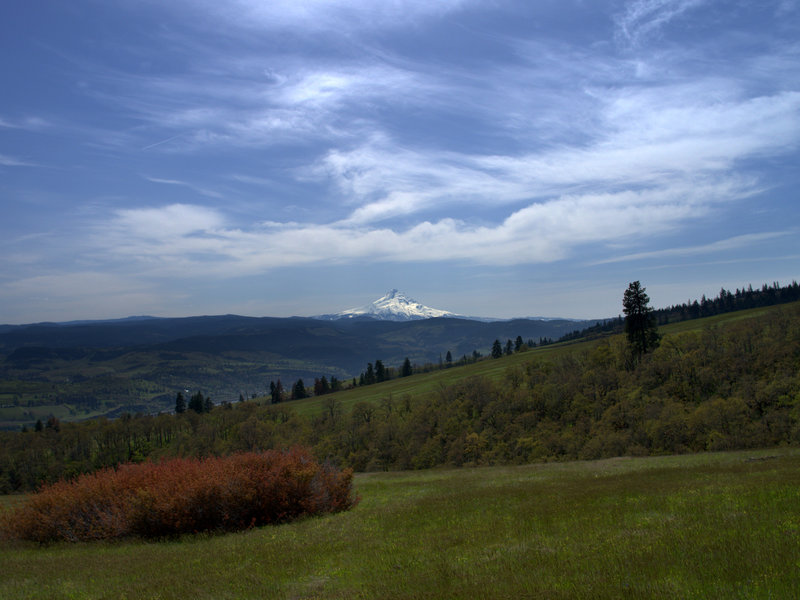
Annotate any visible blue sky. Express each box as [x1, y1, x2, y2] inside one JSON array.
[[1, 0, 798, 323]]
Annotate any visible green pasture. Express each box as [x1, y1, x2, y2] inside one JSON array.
[[2, 448, 799, 599]]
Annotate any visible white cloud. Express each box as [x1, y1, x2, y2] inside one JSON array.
[[144, 176, 224, 199], [178, 0, 474, 34], [111, 204, 224, 239], [0, 115, 50, 131], [0, 154, 37, 167], [591, 231, 794, 264], [616, 0, 708, 47], [89, 173, 750, 278], [97, 61, 430, 153], [314, 88, 798, 225]]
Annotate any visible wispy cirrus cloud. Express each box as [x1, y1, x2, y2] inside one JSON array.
[[315, 87, 798, 224], [168, 0, 476, 34], [615, 0, 709, 47], [0, 154, 38, 167], [0, 115, 51, 131], [88, 61, 431, 152], [144, 176, 224, 199], [591, 231, 794, 265]]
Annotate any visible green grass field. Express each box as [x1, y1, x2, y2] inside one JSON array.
[[2, 447, 799, 599]]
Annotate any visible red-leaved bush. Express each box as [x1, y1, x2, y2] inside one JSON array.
[[0, 448, 357, 543]]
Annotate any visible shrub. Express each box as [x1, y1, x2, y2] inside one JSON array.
[[0, 448, 357, 543]]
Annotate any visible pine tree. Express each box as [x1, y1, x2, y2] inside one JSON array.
[[365, 363, 376, 385], [292, 379, 307, 400], [375, 360, 386, 382], [271, 380, 283, 404], [491, 339, 503, 359], [445, 350, 453, 367], [188, 391, 205, 413], [401, 357, 413, 377], [175, 391, 186, 414], [623, 281, 660, 360]]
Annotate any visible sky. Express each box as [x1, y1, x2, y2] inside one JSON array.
[[1, 0, 798, 323]]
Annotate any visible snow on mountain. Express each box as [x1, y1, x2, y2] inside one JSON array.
[[328, 290, 458, 321]]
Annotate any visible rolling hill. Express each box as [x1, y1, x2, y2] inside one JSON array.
[[0, 311, 595, 428]]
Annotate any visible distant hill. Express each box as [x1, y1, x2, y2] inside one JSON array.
[[0, 314, 592, 369], [0, 311, 595, 426]]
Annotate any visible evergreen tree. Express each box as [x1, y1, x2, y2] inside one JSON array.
[[504, 339, 513, 356], [375, 360, 386, 382], [175, 392, 186, 414], [188, 392, 204, 413], [271, 380, 283, 404], [445, 350, 453, 367], [401, 357, 413, 377], [491, 339, 503, 359], [515, 336, 524, 352], [292, 379, 307, 400], [623, 281, 660, 359], [365, 363, 376, 385]]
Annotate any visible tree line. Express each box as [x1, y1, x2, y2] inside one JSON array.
[[558, 280, 800, 343]]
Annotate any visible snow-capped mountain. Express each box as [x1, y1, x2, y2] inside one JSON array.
[[325, 290, 458, 321]]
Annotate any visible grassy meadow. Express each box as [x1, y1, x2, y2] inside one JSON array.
[[3, 447, 799, 599]]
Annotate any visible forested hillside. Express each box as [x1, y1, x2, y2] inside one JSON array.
[[1, 302, 797, 493]]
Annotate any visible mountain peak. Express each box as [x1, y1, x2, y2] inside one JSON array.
[[332, 290, 458, 321]]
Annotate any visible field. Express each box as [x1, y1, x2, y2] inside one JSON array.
[[2, 448, 799, 599]]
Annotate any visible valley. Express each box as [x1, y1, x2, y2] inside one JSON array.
[[0, 309, 592, 429]]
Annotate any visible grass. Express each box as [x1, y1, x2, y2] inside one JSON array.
[[2, 448, 799, 599]]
